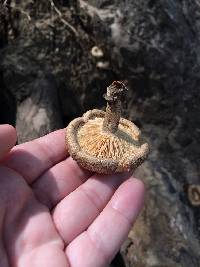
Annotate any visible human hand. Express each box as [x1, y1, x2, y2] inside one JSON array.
[[0, 124, 145, 267]]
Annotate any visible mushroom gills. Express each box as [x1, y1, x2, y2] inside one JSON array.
[[77, 117, 141, 161]]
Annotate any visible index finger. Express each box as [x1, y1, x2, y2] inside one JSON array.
[[3, 129, 68, 184]]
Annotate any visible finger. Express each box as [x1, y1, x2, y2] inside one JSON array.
[[11, 214, 68, 267], [0, 124, 16, 161], [66, 178, 145, 267], [32, 157, 92, 209], [16, 244, 69, 267], [53, 172, 132, 244], [3, 129, 68, 184]]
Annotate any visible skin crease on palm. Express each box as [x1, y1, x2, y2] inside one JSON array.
[[0, 124, 145, 267]]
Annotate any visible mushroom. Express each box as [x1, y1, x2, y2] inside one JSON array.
[[90, 46, 104, 58], [65, 81, 149, 174], [96, 61, 110, 69], [187, 185, 200, 207]]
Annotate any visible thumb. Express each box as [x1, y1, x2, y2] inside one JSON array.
[[0, 124, 17, 160]]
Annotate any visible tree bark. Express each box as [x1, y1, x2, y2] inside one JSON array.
[[80, 1, 200, 266], [0, 0, 199, 266]]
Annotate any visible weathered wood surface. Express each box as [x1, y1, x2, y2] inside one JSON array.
[[0, 0, 200, 266], [83, 1, 200, 266], [1, 51, 63, 142]]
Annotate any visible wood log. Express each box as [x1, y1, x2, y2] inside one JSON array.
[[80, 1, 200, 266], [0, 1, 199, 266], [1, 51, 63, 143]]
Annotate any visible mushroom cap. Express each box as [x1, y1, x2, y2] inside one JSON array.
[[66, 109, 149, 174], [90, 46, 104, 58], [187, 185, 200, 206]]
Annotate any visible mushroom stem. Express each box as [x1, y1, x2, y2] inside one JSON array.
[[103, 99, 121, 133], [102, 81, 127, 134]]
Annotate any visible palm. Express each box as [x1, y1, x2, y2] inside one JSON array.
[[0, 126, 144, 267]]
